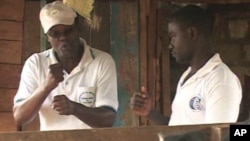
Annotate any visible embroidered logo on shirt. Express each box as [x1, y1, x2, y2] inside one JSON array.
[[189, 95, 203, 111], [79, 91, 95, 107]]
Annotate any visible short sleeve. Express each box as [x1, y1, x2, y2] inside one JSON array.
[[14, 54, 39, 104], [94, 54, 118, 112]]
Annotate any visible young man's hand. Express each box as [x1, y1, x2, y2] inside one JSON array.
[[130, 86, 152, 117]]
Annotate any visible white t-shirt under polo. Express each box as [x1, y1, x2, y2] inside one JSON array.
[[14, 39, 118, 131], [169, 53, 242, 126]]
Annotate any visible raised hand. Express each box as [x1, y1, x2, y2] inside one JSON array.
[[130, 86, 152, 117], [44, 63, 64, 91]]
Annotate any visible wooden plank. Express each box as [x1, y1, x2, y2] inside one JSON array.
[[110, 1, 140, 127], [0, 89, 16, 112], [0, 124, 229, 141], [0, 21, 22, 41], [89, 0, 110, 53], [0, 0, 25, 21], [78, 0, 110, 53], [78, 17, 91, 48], [159, 127, 213, 141], [139, 0, 148, 89], [21, 116, 40, 131], [23, 1, 41, 63], [160, 47, 171, 117], [139, 0, 149, 126], [147, 0, 158, 125], [0, 112, 17, 132], [0, 64, 22, 89], [211, 125, 230, 141], [160, 0, 250, 4], [157, 2, 176, 118], [0, 40, 22, 64]]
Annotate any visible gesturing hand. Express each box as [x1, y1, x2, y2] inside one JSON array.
[[130, 86, 152, 117], [52, 95, 75, 115], [44, 63, 64, 91]]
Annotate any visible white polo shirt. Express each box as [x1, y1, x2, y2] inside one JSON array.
[[169, 53, 242, 126], [14, 39, 118, 131]]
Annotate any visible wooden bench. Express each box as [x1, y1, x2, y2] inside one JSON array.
[[0, 124, 229, 141]]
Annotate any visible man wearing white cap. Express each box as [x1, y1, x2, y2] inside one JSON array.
[[13, 1, 118, 131]]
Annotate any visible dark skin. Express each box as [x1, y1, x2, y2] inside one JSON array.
[[13, 23, 116, 128], [130, 20, 214, 125]]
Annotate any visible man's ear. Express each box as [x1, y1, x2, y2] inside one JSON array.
[[187, 26, 198, 40]]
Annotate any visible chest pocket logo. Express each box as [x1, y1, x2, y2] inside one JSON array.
[[78, 87, 96, 107], [189, 95, 203, 111]]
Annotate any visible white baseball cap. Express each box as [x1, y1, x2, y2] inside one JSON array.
[[39, 1, 77, 33]]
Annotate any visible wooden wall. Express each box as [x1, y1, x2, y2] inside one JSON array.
[[110, 1, 140, 127], [0, 0, 41, 132], [0, 124, 230, 141], [0, 0, 25, 132]]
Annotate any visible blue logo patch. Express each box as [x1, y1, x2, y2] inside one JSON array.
[[189, 96, 202, 111]]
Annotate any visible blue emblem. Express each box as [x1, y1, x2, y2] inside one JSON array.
[[189, 96, 202, 111]]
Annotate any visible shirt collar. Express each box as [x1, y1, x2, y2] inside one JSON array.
[[78, 38, 95, 69], [181, 53, 222, 83]]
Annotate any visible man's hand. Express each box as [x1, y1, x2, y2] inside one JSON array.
[[130, 86, 152, 117], [44, 63, 64, 91], [52, 95, 75, 115]]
